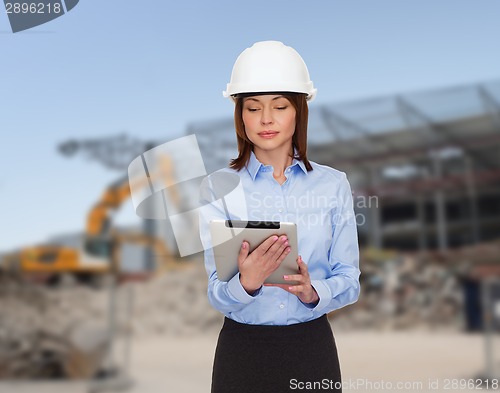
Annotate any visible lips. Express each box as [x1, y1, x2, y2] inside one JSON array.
[[258, 131, 279, 138]]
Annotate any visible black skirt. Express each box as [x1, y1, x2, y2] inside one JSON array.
[[211, 314, 342, 392]]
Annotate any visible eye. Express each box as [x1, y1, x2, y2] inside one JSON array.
[[246, 108, 259, 112], [276, 106, 288, 110]]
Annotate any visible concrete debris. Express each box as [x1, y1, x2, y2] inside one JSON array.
[[0, 252, 480, 379], [332, 254, 466, 331], [0, 276, 111, 379]]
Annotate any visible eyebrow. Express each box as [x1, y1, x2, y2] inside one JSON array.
[[244, 96, 286, 103]]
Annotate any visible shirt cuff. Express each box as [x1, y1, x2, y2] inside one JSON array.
[[310, 279, 332, 313], [227, 273, 262, 304]]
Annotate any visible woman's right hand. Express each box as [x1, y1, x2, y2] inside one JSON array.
[[237, 235, 291, 294]]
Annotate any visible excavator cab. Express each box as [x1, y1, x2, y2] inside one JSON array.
[[84, 237, 113, 259]]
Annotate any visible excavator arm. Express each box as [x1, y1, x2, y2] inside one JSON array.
[[84, 152, 180, 265]]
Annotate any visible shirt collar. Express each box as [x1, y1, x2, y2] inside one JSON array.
[[246, 148, 308, 180]]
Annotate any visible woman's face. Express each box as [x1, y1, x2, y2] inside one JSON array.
[[242, 94, 296, 155]]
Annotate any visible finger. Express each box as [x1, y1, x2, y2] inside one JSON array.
[[256, 235, 280, 255], [265, 235, 288, 256], [265, 283, 296, 295], [283, 274, 305, 283], [288, 284, 305, 293], [274, 236, 290, 256], [274, 241, 291, 263], [297, 256, 309, 276]]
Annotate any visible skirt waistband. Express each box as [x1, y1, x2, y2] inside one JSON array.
[[221, 314, 330, 339]]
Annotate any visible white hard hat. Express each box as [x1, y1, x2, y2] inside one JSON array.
[[223, 41, 317, 102]]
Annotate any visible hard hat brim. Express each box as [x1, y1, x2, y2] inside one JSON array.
[[223, 88, 317, 103]]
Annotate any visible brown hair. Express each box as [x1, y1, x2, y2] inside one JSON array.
[[228, 92, 313, 172]]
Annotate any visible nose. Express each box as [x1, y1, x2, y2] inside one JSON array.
[[260, 106, 274, 125]]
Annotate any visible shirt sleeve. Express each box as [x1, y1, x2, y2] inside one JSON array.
[[309, 172, 361, 314], [198, 175, 263, 316]]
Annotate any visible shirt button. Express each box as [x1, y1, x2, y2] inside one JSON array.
[[279, 304, 285, 309], [278, 209, 283, 213]]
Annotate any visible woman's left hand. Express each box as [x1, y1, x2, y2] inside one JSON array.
[[264, 256, 319, 305]]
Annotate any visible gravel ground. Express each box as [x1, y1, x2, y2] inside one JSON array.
[[0, 330, 493, 393]]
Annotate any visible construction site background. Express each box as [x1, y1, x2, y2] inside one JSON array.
[[2, 81, 500, 392]]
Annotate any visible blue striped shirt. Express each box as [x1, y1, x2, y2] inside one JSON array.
[[198, 150, 360, 325]]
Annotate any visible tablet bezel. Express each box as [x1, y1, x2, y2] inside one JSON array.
[[209, 219, 299, 285]]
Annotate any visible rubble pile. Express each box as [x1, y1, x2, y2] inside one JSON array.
[[134, 258, 466, 333], [6, 233, 496, 382], [0, 277, 110, 379], [124, 264, 222, 337], [0, 263, 225, 378], [0, 254, 472, 378], [332, 255, 465, 331]]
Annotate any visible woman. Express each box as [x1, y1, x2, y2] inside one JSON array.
[[199, 41, 360, 392]]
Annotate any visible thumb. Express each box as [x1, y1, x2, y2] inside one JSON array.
[[238, 241, 249, 265], [297, 255, 306, 270]]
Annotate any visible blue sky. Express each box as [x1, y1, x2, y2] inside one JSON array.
[[1, 0, 500, 252]]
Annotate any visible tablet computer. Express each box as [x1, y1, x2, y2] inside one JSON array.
[[209, 219, 299, 285]]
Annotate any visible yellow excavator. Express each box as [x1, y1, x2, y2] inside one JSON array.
[[1, 153, 180, 285], [0, 138, 182, 387]]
